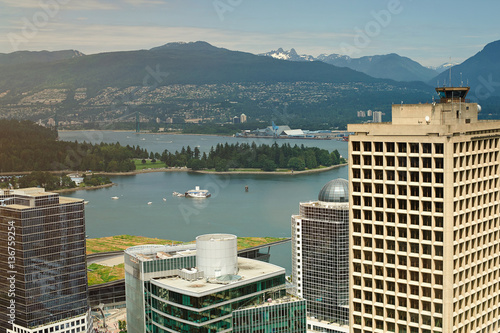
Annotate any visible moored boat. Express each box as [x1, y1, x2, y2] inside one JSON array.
[[185, 186, 211, 198]]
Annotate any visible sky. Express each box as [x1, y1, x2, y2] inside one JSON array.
[[1, 0, 499, 67]]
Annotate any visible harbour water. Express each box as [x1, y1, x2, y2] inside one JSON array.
[[60, 131, 349, 272]]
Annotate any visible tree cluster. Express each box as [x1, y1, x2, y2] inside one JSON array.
[[17, 171, 75, 191], [160, 142, 345, 171], [83, 174, 112, 186], [0, 119, 148, 172]]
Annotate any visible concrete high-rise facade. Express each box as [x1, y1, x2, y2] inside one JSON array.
[[348, 87, 500, 333], [0, 188, 92, 333], [292, 179, 349, 332]]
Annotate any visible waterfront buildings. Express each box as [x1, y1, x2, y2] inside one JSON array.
[[348, 86, 500, 332], [125, 233, 306, 333], [291, 179, 349, 333], [0, 188, 92, 333]]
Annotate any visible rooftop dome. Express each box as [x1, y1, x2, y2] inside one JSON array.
[[318, 178, 349, 203]]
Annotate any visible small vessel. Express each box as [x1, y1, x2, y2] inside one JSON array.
[[185, 186, 211, 198], [111, 196, 119, 200], [84, 201, 89, 205], [163, 198, 167, 202], [172, 191, 184, 197], [147, 202, 152, 205]]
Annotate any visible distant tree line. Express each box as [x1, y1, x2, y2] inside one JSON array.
[[1, 172, 112, 191], [0, 119, 149, 172], [17, 171, 75, 190], [160, 142, 346, 171]]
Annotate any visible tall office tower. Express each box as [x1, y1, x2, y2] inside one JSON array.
[[0, 188, 92, 333], [291, 179, 349, 332], [348, 87, 500, 333]]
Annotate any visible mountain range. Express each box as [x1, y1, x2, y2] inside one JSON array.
[[260, 48, 445, 82], [433, 40, 500, 102], [0, 41, 403, 93], [0, 40, 500, 126], [0, 50, 83, 66]]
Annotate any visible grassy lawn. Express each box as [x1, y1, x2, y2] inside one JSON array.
[[133, 159, 166, 170], [86, 235, 183, 254], [86, 235, 288, 285], [87, 263, 125, 286]]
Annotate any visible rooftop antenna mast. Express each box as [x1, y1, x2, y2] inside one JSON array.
[[449, 57, 452, 87]]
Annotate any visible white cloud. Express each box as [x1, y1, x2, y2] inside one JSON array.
[[0, 0, 122, 11], [123, 0, 165, 6], [0, 22, 359, 55]]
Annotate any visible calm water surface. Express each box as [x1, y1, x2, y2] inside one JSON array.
[[60, 131, 349, 272], [59, 131, 348, 157]]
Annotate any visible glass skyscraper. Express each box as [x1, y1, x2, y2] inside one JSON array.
[[0, 188, 91, 333], [291, 179, 349, 332]]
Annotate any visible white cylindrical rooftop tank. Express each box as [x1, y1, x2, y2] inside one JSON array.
[[196, 234, 238, 278]]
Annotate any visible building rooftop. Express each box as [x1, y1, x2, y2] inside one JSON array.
[[298, 200, 349, 210], [125, 244, 197, 261], [59, 197, 85, 204], [318, 178, 349, 203], [0, 188, 83, 209], [152, 257, 285, 296], [236, 294, 304, 311], [1, 188, 49, 196]]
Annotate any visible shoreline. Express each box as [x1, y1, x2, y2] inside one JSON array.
[[191, 163, 347, 175], [52, 183, 116, 193], [0, 164, 347, 179], [58, 129, 232, 138]]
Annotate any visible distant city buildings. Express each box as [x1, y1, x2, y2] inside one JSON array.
[[237, 124, 348, 139], [0, 188, 92, 333], [125, 233, 306, 333], [232, 115, 240, 124], [292, 179, 349, 333], [240, 113, 247, 123], [372, 111, 383, 123], [348, 86, 500, 332], [357, 110, 383, 122]]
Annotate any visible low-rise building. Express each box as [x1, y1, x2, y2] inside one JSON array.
[[125, 234, 306, 333]]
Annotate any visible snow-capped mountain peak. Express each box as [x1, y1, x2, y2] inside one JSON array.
[[259, 48, 315, 61]]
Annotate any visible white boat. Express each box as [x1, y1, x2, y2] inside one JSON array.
[[162, 198, 167, 202], [172, 191, 185, 197], [147, 202, 152, 205], [185, 186, 211, 198], [111, 196, 119, 200]]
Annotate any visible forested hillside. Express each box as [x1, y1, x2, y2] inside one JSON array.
[[0, 120, 147, 172]]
